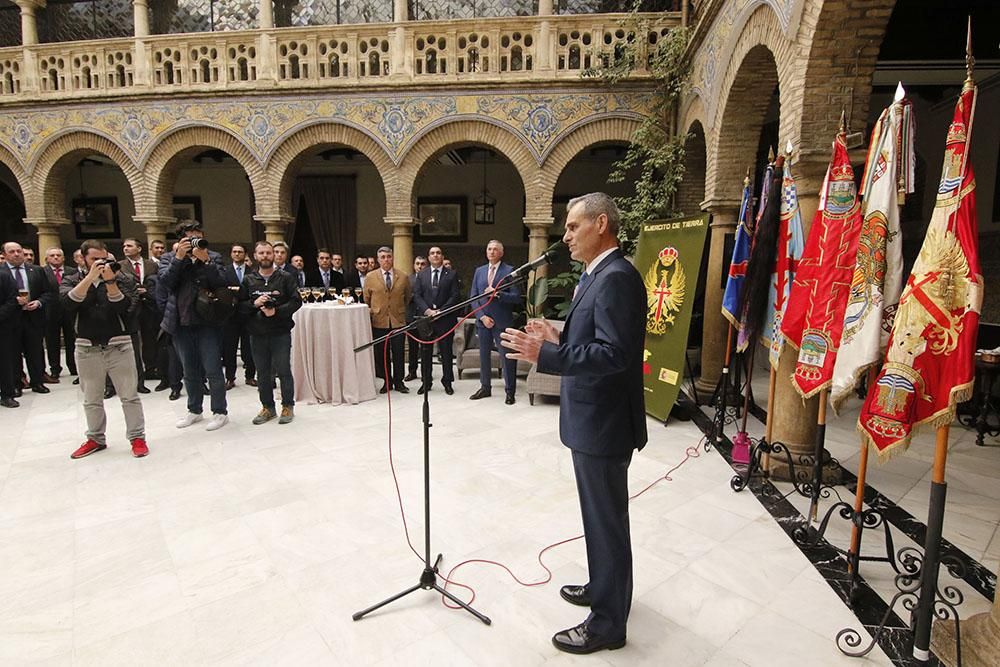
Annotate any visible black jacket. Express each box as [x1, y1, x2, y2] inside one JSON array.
[[0, 270, 18, 334], [60, 271, 139, 344], [412, 265, 460, 336], [238, 269, 302, 336], [0, 262, 55, 328], [304, 268, 346, 291], [157, 249, 227, 334]]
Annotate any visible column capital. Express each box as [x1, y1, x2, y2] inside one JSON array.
[[14, 0, 45, 10], [384, 215, 417, 228], [523, 215, 554, 230], [700, 197, 741, 214], [23, 216, 68, 229], [253, 214, 294, 243]]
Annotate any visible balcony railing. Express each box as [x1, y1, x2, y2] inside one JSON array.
[[0, 12, 680, 102]]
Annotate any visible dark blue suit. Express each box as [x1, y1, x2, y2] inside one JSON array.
[[469, 262, 520, 393], [412, 264, 460, 387], [536, 248, 647, 641]]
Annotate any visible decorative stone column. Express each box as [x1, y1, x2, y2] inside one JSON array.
[[25, 218, 67, 256], [524, 216, 553, 309], [133, 215, 175, 251], [393, 0, 406, 22], [385, 215, 415, 271], [15, 0, 42, 47], [390, 0, 408, 77], [132, 0, 149, 37], [766, 153, 828, 480], [536, 0, 554, 71], [694, 199, 739, 397], [258, 0, 273, 29], [253, 214, 293, 244], [931, 560, 1000, 666]]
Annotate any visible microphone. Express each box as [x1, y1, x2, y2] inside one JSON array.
[[511, 241, 564, 277]]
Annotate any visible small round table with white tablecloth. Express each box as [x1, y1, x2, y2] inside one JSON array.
[[291, 303, 377, 405]]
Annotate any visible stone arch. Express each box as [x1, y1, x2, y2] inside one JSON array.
[[396, 120, 536, 217], [0, 144, 27, 199], [676, 120, 707, 215], [266, 123, 397, 220], [537, 117, 641, 218], [29, 131, 142, 221], [141, 125, 264, 219], [708, 26, 785, 203], [796, 0, 897, 153]]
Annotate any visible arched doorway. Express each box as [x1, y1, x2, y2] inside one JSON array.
[[0, 160, 28, 248]]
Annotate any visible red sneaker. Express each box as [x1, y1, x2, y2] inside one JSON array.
[[71, 440, 106, 459], [131, 438, 149, 458]]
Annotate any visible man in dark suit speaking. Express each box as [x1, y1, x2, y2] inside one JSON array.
[[501, 193, 646, 655]]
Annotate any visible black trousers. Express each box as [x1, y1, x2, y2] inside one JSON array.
[[419, 333, 454, 387], [372, 327, 405, 386], [44, 313, 76, 375], [157, 332, 184, 389], [407, 335, 420, 375], [138, 312, 159, 376], [13, 319, 45, 385], [223, 318, 255, 381], [571, 449, 633, 640], [0, 332, 14, 399]]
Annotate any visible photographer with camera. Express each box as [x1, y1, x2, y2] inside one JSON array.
[[157, 221, 230, 431], [61, 240, 147, 459], [238, 241, 302, 425]]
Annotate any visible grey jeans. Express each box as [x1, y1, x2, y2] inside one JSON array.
[[76, 341, 145, 445]]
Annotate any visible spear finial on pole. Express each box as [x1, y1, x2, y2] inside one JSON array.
[[964, 15, 975, 91], [744, 167, 751, 188], [838, 108, 847, 135], [785, 140, 793, 158], [767, 145, 775, 164]]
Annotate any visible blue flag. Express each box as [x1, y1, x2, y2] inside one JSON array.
[[721, 176, 754, 328]]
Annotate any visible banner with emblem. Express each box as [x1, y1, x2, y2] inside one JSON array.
[[635, 214, 710, 421], [831, 95, 913, 412], [763, 160, 805, 368], [781, 133, 863, 398], [859, 79, 982, 462]]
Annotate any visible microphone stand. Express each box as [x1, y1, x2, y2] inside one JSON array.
[[352, 271, 530, 625]]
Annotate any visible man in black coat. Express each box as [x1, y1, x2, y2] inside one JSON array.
[[1, 241, 55, 394], [0, 269, 19, 407], [343, 254, 368, 290], [411, 246, 460, 394], [222, 244, 255, 388], [304, 248, 346, 292], [42, 247, 78, 379], [502, 194, 647, 655]]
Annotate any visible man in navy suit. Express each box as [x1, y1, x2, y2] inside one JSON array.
[[468, 240, 521, 404], [502, 193, 647, 654], [2, 241, 55, 394], [412, 246, 460, 395]]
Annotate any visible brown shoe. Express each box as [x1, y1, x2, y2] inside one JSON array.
[[246, 378, 258, 387], [225, 379, 236, 390], [43, 373, 60, 384]]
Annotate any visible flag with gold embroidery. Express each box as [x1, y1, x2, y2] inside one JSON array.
[[781, 133, 863, 398], [859, 80, 982, 462], [831, 96, 913, 412]]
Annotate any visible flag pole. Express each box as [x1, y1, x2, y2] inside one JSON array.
[[763, 366, 776, 472], [847, 366, 879, 570], [912, 425, 951, 663], [808, 389, 829, 522]]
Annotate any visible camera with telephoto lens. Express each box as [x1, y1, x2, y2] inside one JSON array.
[[184, 237, 209, 250], [96, 259, 121, 273]]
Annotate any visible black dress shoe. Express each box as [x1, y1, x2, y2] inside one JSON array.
[[469, 387, 491, 400], [0, 398, 18, 408], [443, 384, 454, 395], [246, 378, 258, 387], [560, 584, 591, 607], [31, 384, 50, 394], [104, 386, 115, 399], [136, 385, 150, 394], [551, 622, 625, 655], [394, 383, 410, 394], [72, 378, 79, 386], [13, 388, 22, 397], [505, 392, 515, 405], [224, 379, 236, 390], [417, 384, 431, 395], [404, 372, 417, 382], [169, 389, 182, 400], [154, 381, 170, 392], [379, 384, 389, 394]]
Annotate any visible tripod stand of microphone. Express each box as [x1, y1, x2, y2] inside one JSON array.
[[350, 245, 561, 625]]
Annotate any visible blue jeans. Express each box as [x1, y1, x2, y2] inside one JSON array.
[[173, 325, 227, 415], [250, 332, 294, 410]]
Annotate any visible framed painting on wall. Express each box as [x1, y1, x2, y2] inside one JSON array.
[[416, 197, 467, 242], [72, 197, 120, 239]]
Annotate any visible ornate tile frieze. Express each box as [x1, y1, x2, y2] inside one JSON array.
[[0, 89, 652, 173]]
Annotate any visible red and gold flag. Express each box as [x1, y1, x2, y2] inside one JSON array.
[[859, 79, 982, 461], [780, 133, 863, 398]]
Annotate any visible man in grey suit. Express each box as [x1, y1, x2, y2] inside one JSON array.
[[502, 193, 646, 655]]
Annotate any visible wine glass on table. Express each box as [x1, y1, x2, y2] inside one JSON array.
[[297, 286, 311, 303], [353, 287, 364, 304], [311, 287, 325, 303]]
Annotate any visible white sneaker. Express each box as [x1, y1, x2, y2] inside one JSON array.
[[205, 414, 229, 431], [176, 412, 203, 429]]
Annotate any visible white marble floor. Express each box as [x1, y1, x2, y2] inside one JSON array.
[[4, 366, 975, 666]]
